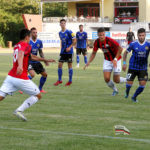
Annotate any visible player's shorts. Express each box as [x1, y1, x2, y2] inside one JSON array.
[[0, 75, 40, 97], [76, 48, 87, 55], [103, 59, 121, 74], [28, 62, 45, 74], [127, 69, 148, 81], [59, 54, 73, 63]]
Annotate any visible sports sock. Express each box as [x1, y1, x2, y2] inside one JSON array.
[[120, 77, 127, 83], [133, 85, 145, 99], [69, 68, 73, 82], [107, 80, 118, 91], [58, 68, 62, 81], [28, 75, 32, 80], [16, 96, 38, 112], [126, 83, 132, 96], [84, 55, 87, 64], [39, 76, 47, 91], [77, 55, 80, 64]]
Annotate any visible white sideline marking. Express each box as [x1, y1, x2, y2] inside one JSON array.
[[0, 126, 150, 144]]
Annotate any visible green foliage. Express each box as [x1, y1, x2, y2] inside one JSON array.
[[0, 0, 67, 47], [43, 2, 67, 17], [0, 0, 39, 46], [0, 33, 5, 47]]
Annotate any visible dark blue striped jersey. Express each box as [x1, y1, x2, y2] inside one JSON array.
[[127, 41, 150, 70], [76, 31, 87, 49], [29, 39, 43, 63], [59, 29, 75, 54]]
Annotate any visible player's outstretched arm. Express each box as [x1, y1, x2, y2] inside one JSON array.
[[30, 54, 55, 65], [39, 49, 49, 66], [122, 51, 128, 72], [17, 51, 24, 75], [84, 51, 97, 70]]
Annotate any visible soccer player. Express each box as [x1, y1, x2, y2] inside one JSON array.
[[84, 28, 126, 96], [123, 28, 150, 102], [28, 27, 48, 93], [54, 19, 76, 86], [0, 29, 54, 121], [76, 25, 88, 68]]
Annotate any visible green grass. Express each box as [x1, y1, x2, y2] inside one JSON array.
[[0, 52, 150, 150]]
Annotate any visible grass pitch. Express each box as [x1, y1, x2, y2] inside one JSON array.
[[0, 51, 150, 150]]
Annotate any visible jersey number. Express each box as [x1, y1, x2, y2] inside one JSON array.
[[13, 49, 18, 62]]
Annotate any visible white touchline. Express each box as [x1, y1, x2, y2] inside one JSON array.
[[0, 126, 150, 144]]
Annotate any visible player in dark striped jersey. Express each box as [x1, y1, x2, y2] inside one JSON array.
[[123, 28, 150, 102], [84, 28, 126, 96]]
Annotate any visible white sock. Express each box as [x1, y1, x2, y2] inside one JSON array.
[[107, 80, 118, 91], [120, 77, 127, 83], [16, 96, 38, 112]]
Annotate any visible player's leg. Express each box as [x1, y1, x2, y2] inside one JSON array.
[[104, 71, 118, 96], [65, 62, 73, 86], [124, 69, 136, 98], [82, 49, 88, 65], [39, 71, 47, 93], [14, 79, 41, 121], [28, 63, 35, 79], [103, 59, 118, 95], [132, 70, 148, 102], [76, 48, 81, 68], [28, 69, 35, 79], [54, 62, 63, 86], [113, 59, 126, 84]]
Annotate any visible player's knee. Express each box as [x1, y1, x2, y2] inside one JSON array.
[[42, 72, 47, 78], [104, 78, 110, 83], [113, 79, 120, 83], [36, 93, 42, 100], [0, 96, 5, 101]]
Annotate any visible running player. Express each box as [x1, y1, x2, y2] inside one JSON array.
[[28, 27, 48, 93], [76, 25, 88, 68], [123, 28, 150, 102], [54, 19, 76, 86], [0, 29, 54, 121], [84, 28, 126, 96]]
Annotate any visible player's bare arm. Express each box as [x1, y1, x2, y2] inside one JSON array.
[[122, 50, 128, 72], [30, 54, 55, 64], [17, 50, 24, 75], [112, 46, 123, 68], [84, 51, 97, 70], [39, 48, 49, 66], [66, 38, 76, 52]]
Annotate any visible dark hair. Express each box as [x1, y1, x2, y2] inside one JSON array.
[[20, 28, 30, 40], [79, 24, 83, 28], [138, 28, 146, 34], [60, 19, 66, 23], [30, 27, 37, 31], [97, 28, 105, 33]]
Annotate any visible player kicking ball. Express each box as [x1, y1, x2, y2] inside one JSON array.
[[76, 25, 89, 68], [54, 19, 76, 86], [84, 28, 126, 96], [0, 29, 54, 121], [123, 28, 150, 103]]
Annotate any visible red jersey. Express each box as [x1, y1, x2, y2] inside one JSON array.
[[8, 41, 31, 80], [93, 37, 122, 61]]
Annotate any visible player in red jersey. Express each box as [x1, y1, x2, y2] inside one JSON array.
[[0, 29, 55, 121], [84, 28, 126, 96]]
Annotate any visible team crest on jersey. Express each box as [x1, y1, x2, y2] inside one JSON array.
[[71, 33, 75, 37], [65, 34, 67, 37], [145, 46, 149, 50], [37, 44, 40, 48]]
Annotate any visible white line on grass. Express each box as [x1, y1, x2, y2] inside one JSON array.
[[0, 126, 150, 144]]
